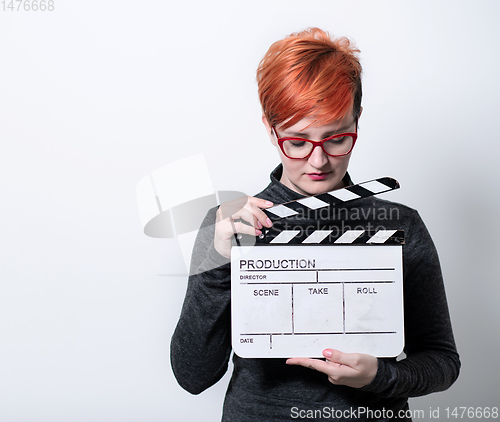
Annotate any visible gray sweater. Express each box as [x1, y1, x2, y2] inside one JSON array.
[[171, 166, 460, 421]]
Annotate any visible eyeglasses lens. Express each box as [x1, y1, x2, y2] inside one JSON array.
[[283, 135, 354, 159]]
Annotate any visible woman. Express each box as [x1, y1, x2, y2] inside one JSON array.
[[171, 28, 460, 421]]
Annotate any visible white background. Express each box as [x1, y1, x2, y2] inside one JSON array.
[[1, 0, 499, 420]]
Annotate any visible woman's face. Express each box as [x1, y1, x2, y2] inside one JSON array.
[[263, 113, 358, 196]]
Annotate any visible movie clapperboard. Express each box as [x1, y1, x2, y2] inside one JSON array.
[[231, 178, 404, 358]]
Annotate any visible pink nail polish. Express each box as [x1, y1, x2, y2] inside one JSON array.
[[266, 218, 272, 227], [323, 349, 332, 358]]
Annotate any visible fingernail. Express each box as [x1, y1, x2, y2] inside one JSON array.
[[265, 201, 273, 206], [266, 218, 272, 227], [255, 229, 262, 236], [323, 349, 332, 358], [257, 220, 263, 229]]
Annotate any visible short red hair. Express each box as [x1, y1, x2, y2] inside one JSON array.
[[257, 28, 362, 130]]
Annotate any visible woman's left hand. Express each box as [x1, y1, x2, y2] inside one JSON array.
[[286, 349, 378, 389]]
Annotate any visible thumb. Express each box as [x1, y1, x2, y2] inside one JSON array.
[[322, 349, 353, 367]]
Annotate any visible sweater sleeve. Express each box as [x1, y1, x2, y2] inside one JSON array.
[[170, 208, 233, 395], [361, 210, 460, 397]]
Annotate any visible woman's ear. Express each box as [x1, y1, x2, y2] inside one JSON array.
[[262, 114, 278, 146]]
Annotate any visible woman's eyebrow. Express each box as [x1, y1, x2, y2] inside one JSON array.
[[286, 124, 353, 138], [285, 131, 312, 138]]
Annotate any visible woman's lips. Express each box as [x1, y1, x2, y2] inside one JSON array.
[[306, 172, 330, 181]]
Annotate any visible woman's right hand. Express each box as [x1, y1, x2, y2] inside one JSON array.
[[214, 196, 274, 259]]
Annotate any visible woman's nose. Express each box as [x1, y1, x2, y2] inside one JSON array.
[[307, 145, 329, 168]]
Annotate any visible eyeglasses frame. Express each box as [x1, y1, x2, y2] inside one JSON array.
[[271, 124, 358, 160]]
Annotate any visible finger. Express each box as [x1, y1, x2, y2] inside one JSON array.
[[246, 198, 274, 228], [219, 200, 261, 226], [218, 196, 251, 221], [231, 220, 262, 237], [222, 202, 272, 231], [229, 218, 238, 238], [216, 216, 261, 244], [248, 211, 262, 231], [225, 206, 261, 229], [247, 197, 274, 209], [252, 206, 273, 228], [286, 358, 334, 375], [246, 197, 274, 227], [286, 357, 356, 386], [323, 349, 362, 369]]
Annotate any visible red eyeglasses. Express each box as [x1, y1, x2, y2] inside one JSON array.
[[272, 125, 357, 160]]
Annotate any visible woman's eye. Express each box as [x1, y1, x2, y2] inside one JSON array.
[[326, 137, 345, 144], [289, 141, 306, 148]]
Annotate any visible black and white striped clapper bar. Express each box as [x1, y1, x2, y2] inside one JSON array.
[[231, 177, 405, 359]]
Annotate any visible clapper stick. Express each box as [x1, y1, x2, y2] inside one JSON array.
[[233, 177, 400, 246], [263, 177, 400, 221], [261, 229, 405, 245]]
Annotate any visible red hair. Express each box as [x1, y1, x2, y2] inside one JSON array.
[[257, 28, 362, 129]]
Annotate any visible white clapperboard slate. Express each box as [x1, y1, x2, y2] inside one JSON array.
[[231, 178, 404, 358]]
